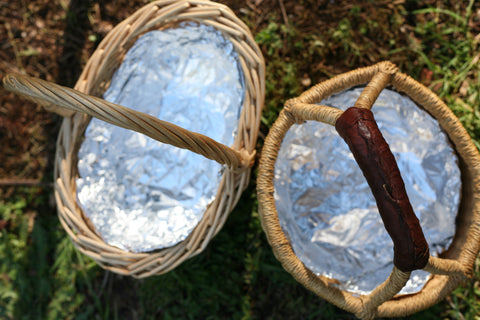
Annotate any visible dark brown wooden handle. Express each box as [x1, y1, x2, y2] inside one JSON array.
[[335, 107, 429, 272]]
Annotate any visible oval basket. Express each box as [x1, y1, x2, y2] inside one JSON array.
[[257, 61, 480, 319], [4, 0, 264, 278]]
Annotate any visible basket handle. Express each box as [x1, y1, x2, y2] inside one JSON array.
[[335, 106, 429, 272], [2, 73, 254, 169]]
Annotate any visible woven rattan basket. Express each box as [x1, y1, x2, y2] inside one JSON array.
[[3, 0, 264, 278], [257, 61, 480, 319]]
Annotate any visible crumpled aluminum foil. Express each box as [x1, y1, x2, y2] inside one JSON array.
[[76, 23, 245, 253], [274, 88, 461, 295]]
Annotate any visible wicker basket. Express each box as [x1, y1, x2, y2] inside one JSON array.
[[3, 0, 264, 278], [257, 61, 480, 319]]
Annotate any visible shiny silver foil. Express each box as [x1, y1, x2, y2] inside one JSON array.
[[274, 88, 460, 295], [76, 23, 244, 253]]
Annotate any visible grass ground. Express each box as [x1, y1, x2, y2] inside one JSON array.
[[1, 0, 479, 319]]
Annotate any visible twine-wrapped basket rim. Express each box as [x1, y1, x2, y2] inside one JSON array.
[[257, 61, 480, 319]]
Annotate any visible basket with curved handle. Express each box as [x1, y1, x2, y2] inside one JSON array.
[[2, 0, 265, 278], [257, 61, 480, 319]]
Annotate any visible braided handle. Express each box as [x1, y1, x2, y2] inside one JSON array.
[[3, 73, 253, 168]]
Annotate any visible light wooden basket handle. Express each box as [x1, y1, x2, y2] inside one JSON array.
[[3, 73, 254, 169]]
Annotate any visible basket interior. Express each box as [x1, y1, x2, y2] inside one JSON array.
[[274, 87, 462, 295], [75, 23, 246, 253]]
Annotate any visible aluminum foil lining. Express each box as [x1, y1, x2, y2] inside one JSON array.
[[76, 23, 245, 253], [274, 88, 461, 295]]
